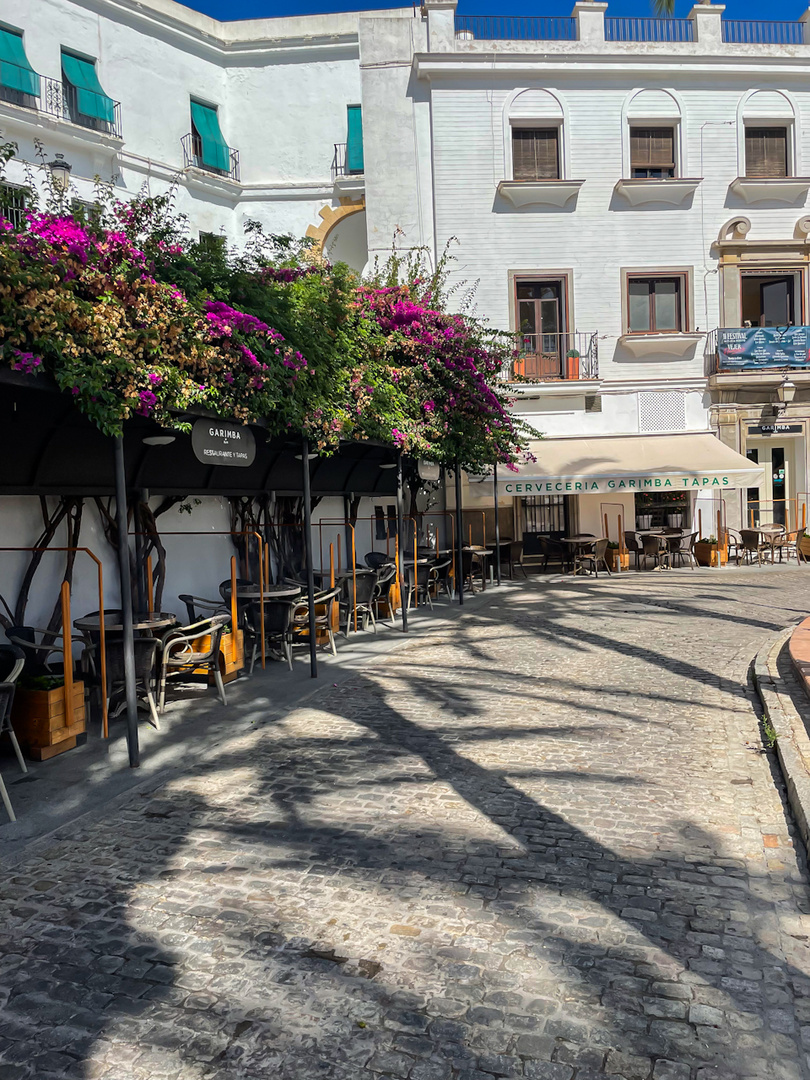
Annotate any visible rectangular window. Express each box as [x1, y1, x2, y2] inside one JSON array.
[[630, 126, 675, 179], [627, 275, 685, 333], [745, 127, 788, 178], [61, 51, 114, 125], [512, 128, 560, 181], [0, 183, 27, 229], [190, 100, 230, 173], [198, 231, 226, 255]]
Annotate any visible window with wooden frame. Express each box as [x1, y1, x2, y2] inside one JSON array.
[[512, 127, 560, 181], [627, 275, 686, 333], [630, 126, 676, 179], [744, 127, 789, 178]]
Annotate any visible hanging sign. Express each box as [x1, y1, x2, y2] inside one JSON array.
[[191, 419, 256, 468], [747, 424, 802, 436], [717, 326, 810, 370]]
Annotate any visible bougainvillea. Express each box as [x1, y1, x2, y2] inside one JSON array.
[[0, 146, 527, 468]]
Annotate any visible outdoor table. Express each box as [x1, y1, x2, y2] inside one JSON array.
[[75, 612, 177, 634], [236, 584, 302, 601], [464, 546, 492, 590], [561, 535, 597, 575], [751, 526, 785, 563]]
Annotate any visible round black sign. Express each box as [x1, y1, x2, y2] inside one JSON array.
[[191, 418, 256, 468]]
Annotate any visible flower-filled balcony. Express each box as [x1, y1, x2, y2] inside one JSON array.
[[507, 331, 598, 384]]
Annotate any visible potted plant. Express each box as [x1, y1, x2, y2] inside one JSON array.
[[565, 349, 580, 380], [606, 541, 629, 572], [666, 512, 684, 528], [637, 513, 653, 530], [694, 535, 720, 567], [11, 673, 86, 761]]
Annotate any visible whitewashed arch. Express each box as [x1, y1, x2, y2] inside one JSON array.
[[736, 89, 800, 175], [620, 88, 686, 176], [502, 87, 569, 180]]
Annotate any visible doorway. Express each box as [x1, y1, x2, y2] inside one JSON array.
[[516, 279, 566, 379], [741, 272, 801, 327], [744, 437, 805, 529]]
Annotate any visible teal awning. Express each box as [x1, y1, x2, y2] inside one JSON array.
[[346, 105, 364, 173], [61, 52, 114, 124], [0, 28, 39, 97], [190, 101, 230, 172]]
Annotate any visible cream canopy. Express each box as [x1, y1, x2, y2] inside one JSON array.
[[483, 433, 765, 497]]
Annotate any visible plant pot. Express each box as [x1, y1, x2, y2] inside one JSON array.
[[637, 514, 653, 530], [565, 354, 580, 380], [11, 681, 86, 760], [606, 549, 629, 572], [694, 541, 719, 567], [666, 513, 684, 528]]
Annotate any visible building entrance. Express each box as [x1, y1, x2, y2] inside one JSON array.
[[744, 435, 806, 529]]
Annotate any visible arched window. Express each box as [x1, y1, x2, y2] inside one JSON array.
[[503, 89, 567, 182], [737, 90, 798, 178], [622, 88, 684, 179]]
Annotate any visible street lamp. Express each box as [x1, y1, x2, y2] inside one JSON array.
[[774, 376, 797, 415], [47, 153, 72, 192]]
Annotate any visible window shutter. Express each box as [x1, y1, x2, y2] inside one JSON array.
[[513, 128, 559, 180], [745, 127, 787, 178], [630, 127, 674, 169]]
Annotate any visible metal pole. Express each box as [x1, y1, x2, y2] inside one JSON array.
[[493, 462, 501, 586], [396, 451, 408, 632], [455, 460, 464, 606], [114, 435, 140, 768], [301, 437, 318, 678], [133, 496, 146, 614]]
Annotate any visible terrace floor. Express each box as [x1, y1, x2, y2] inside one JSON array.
[[3, 566, 810, 1079]]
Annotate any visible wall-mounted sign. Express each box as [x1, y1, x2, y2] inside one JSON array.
[[717, 326, 810, 370], [418, 460, 441, 482], [191, 419, 256, 468], [747, 424, 803, 436]]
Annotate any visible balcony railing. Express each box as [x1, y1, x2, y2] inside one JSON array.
[[605, 17, 694, 42], [181, 132, 240, 183], [708, 326, 810, 375], [721, 19, 804, 43], [454, 15, 577, 40], [508, 332, 598, 382], [332, 142, 364, 179], [40, 77, 122, 138]]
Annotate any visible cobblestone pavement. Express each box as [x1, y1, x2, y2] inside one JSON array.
[[5, 569, 810, 1080]]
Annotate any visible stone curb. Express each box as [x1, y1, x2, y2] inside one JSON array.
[[752, 624, 810, 861]]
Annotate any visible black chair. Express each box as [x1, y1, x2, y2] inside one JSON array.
[[179, 594, 228, 624], [365, 551, 390, 571], [373, 563, 399, 616], [574, 538, 612, 577], [246, 599, 295, 673], [105, 637, 161, 728], [0, 644, 27, 820], [159, 615, 229, 711], [5, 624, 84, 677], [342, 572, 378, 633], [640, 534, 669, 570], [624, 531, 642, 570], [292, 588, 341, 656], [403, 564, 433, 611]]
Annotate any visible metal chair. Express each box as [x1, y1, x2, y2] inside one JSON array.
[[105, 637, 161, 729], [341, 572, 378, 633], [640, 534, 669, 570], [624, 531, 642, 570], [574, 538, 612, 577], [739, 529, 770, 566], [670, 531, 699, 569], [246, 599, 294, 673], [178, 594, 229, 624], [403, 564, 433, 611], [292, 588, 341, 657], [6, 625, 86, 678], [0, 645, 27, 822], [365, 551, 390, 571], [159, 615, 229, 711]]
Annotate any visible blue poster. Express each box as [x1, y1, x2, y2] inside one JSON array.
[[717, 326, 810, 370]]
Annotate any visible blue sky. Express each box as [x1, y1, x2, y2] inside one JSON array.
[[184, 0, 804, 24]]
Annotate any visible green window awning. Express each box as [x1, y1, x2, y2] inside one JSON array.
[[61, 52, 114, 124], [346, 105, 364, 173], [190, 101, 230, 172], [0, 27, 39, 97]]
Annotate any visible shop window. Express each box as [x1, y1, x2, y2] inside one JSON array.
[[635, 491, 690, 530], [524, 495, 565, 535], [627, 275, 686, 333]]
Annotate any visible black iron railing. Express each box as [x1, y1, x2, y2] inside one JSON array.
[[454, 15, 577, 40], [181, 132, 240, 183], [38, 77, 123, 138], [507, 331, 598, 382], [332, 142, 363, 179], [605, 17, 694, 41], [721, 19, 804, 43]]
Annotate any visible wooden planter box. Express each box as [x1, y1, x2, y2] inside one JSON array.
[[606, 549, 629, 572], [11, 681, 86, 761], [695, 541, 720, 567], [800, 536, 810, 560], [194, 629, 244, 684]]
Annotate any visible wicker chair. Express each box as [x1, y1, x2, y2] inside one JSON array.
[[292, 588, 341, 657], [159, 614, 229, 712], [574, 538, 612, 577]]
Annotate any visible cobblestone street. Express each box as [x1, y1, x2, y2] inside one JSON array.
[[4, 569, 810, 1080]]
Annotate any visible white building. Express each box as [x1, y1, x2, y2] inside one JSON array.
[[1, 0, 809, 616]]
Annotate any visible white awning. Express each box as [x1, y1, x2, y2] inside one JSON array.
[[486, 433, 765, 497]]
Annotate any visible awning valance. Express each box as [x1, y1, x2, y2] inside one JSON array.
[[61, 52, 114, 124], [0, 28, 39, 98], [484, 433, 765, 496]]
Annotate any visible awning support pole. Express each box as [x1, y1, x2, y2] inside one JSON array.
[[114, 435, 140, 768], [455, 460, 464, 607], [301, 437, 318, 678], [396, 450, 408, 632], [493, 462, 501, 586]]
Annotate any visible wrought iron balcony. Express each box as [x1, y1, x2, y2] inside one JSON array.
[[181, 132, 240, 182], [721, 20, 804, 43], [507, 331, 598, 382], [40, 78, 122, 138], [605, 17, 694, 41], [454, 15, 577, 40], [332, 142, 363, 180]]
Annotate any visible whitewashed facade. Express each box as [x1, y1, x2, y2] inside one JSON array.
[[2, 0, 810, 613]]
